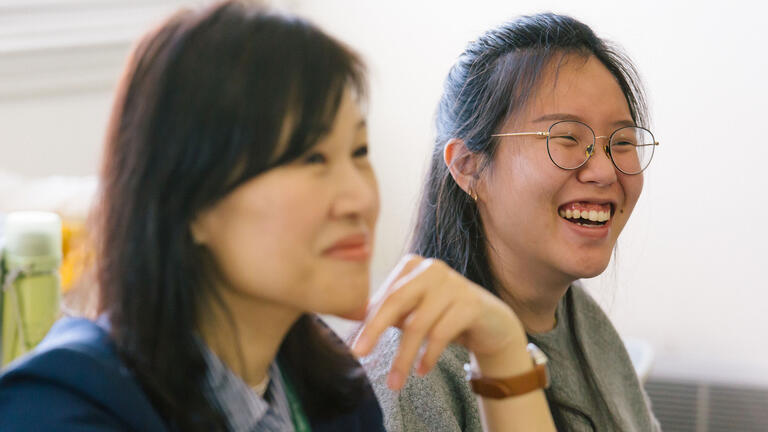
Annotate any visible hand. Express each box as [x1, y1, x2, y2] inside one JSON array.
[[351, 254, 528, 391]]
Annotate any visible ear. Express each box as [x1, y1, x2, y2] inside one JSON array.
[[443, 138, 481, 197], [189, 214, 209, 245]]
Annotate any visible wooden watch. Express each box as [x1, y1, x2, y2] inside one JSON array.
[[464, 343, 550, 399]]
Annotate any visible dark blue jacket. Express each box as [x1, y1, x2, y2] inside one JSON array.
[[0, 317, 384, 431]]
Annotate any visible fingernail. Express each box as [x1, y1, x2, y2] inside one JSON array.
[[387, 371, 404, 390]]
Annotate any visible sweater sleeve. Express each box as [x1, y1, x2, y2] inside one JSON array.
[[361, 328, 484, 432], [568, 285, 664, 431], [0, 375, 129, 431], [640, 385, 664, 432]]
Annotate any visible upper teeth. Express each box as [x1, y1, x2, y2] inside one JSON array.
[[559, 209, 610, 222]]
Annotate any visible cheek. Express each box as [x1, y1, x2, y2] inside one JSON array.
[[621, 174, 644, 213], [490, 155, 563, 215], [207, 213, 293, 294], [365, 171, 380, 228], [610, 174, 644, 240], [206, 189, 325, 298], [481, 155, 557, 241]]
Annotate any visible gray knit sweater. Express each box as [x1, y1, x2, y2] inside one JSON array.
[[361, 285, 661, 431]]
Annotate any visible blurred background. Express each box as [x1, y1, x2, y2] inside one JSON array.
[[1, 0, 766, 429]]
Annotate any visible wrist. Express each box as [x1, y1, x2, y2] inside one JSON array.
[[467, 343, 550, 399], [473, 340, 533, 378]]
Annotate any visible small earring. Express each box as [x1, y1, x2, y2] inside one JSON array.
[[469, 188, 478, 202]]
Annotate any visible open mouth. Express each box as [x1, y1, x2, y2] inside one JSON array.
[[558, 202, 613, 227]]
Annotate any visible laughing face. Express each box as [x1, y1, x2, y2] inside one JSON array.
[[477, 54, 643, 286]]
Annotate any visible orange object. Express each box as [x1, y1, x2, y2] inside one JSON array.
[[59, 221, 92, 294]]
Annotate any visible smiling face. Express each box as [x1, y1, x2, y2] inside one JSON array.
[[191, 91, 379, 318], [478, 54, 643, 287]]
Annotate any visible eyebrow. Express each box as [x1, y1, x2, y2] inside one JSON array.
[[532, 113, 635, 128]]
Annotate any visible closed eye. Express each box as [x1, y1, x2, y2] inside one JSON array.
[[304, 152, 327, 164], [610, 141, 638, 154], [353, 144, 368, 158], [551, 135, 580, 145]]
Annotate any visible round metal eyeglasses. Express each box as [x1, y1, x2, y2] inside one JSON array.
[[491, 120, 659, 175]]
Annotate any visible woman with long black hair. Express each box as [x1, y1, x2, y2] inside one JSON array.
[[361, 12, 662, 432], [0, 2, 383, 430], [0, 2, 557, 431]]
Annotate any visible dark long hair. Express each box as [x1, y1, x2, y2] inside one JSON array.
[[95, 2, 371, 430], [409, 13, 649, 429]]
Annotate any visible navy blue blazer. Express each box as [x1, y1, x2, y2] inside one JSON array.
[[0, 317, 384, 431]]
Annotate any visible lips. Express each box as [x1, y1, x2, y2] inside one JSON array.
[[323, 233, 371, 261]]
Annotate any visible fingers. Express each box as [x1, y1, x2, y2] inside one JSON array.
[[369, 254, 424, 304], [351, 255, 427, 356], [386, 278, 453, 389], [351, 255, 517, 394], [338, 254, 422, 322], [415, 300, 476, 376]]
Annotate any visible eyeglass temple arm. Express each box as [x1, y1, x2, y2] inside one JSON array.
[[490, 132, 549, 138]]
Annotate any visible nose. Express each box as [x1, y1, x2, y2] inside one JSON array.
[[577, 136, 617, 186], [331, 161, 379, 221]]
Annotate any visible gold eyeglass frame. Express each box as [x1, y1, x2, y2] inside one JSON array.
[[491, 120, 659, 175]]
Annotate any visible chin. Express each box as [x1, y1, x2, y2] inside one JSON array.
[[321, 297, 368, 321], [314, 283, 369, 319], [576, 267, 607, 280], [564, 254, 612, 280]]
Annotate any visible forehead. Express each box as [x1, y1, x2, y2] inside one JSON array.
[[522, 54, 632, 126], [314, 90, 366, 148], [270, 88, 364, 161]]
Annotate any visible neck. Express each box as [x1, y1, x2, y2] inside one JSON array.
[[485, 243, 571, 334], [200, 288, 302, 388]]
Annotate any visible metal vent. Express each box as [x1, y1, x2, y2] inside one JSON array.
[[645, 378, 768, 432]]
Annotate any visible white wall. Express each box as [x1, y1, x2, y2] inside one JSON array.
[[292, 0, 768, 387], [0, 0, 194, 176], [1, 0, 766, 387], [0, 92, 113, 176]]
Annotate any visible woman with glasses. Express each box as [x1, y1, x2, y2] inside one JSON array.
[[358, 13, 662, 431]]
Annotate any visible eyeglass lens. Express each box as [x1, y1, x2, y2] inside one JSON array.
[[546, 121, 655, 174]]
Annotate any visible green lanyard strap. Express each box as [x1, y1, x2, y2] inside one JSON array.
[[278, 365, 312, 432]]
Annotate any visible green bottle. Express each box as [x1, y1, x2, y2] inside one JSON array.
[[1, 211, 62, 367]]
